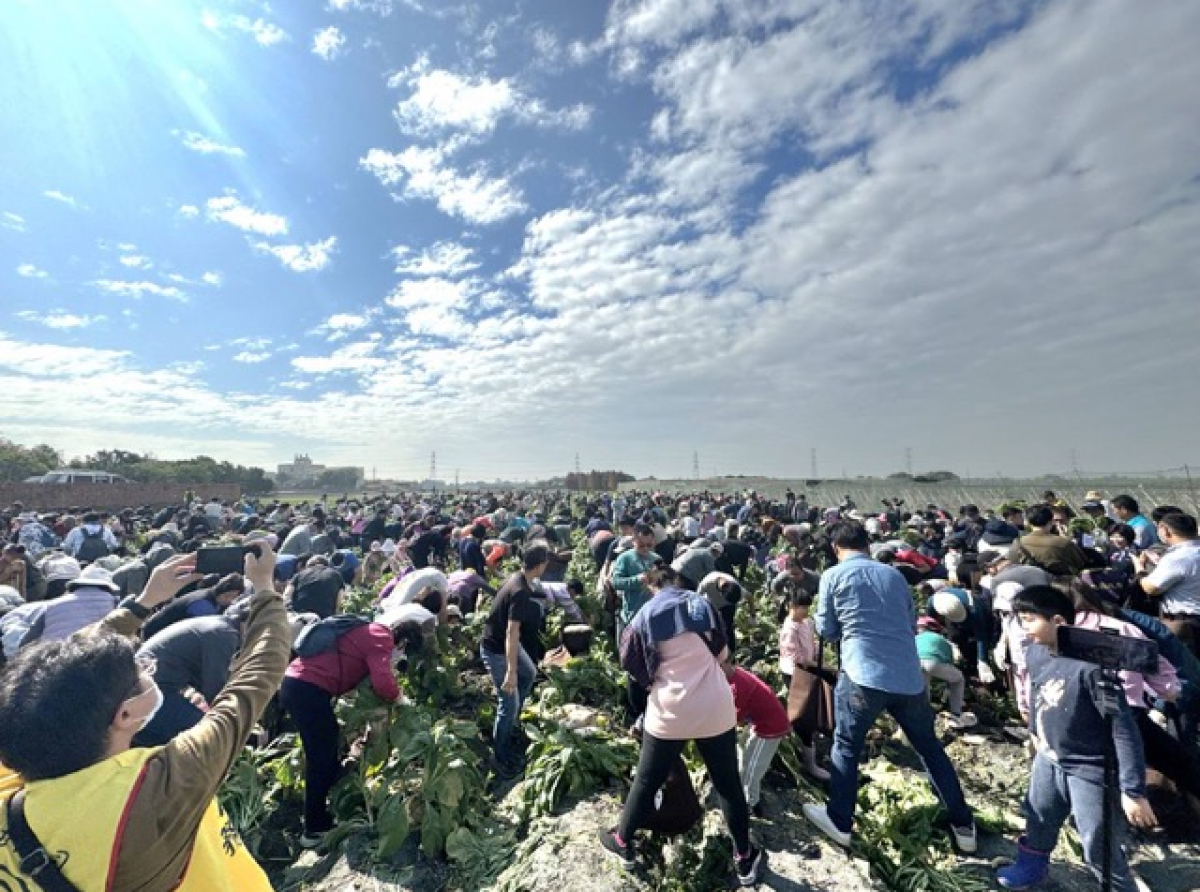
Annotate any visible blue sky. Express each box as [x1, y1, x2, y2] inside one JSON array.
[[2, 0, 1198, 482]]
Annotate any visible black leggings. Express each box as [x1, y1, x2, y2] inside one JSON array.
[[720, 604, 738, 654], [618, 727, 750, 853], [280, 677, 340, 835]]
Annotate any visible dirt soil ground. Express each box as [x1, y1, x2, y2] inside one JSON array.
[[276, 726, 1200, 892]]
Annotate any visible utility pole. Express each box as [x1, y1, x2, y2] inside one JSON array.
[[430, 451, 437, 486], [693, 450, 700, 480], [455, 468, 460, 494]]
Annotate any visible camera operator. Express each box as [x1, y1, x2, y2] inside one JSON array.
[[0, 544, 290, 891]]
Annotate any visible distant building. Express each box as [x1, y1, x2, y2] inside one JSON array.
[[274, 454, 365, 489], [277, 454, 325, 480]]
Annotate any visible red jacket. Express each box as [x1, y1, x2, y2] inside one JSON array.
[[285, 622, 399, 702], [729, 667, 790, 738]]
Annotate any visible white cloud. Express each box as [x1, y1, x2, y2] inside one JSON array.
[[395, 68, 518, 136], [177, 131, 246, 157], [179, 204, 200, 218], [310, 313, 377, 341], [391, 65, 592, 137], [201, 271, 223, 286], [93, 279, 187, 301], [385, 276, 472, 311], [254, 236, 338, 272], [361, 146, 525, 225], [327, 313, 370, 331], [2, 212, 26, 232], [328, 0, 404, 14], [119, 255, 151, 269], [291, 339, 386, 374], [232, 351, 272, 364], [15, 310, 104, 330], [391, 241, 479, 278], [205, 195, 288, 236], [42, 190, 78, 208], [16, 264, 48, 279], [312, 26, 347, 60], [202, 11, 289, 46], [383, 277, 475, 340]]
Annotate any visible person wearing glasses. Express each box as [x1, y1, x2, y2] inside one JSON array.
[[0, 544, 290, 891]]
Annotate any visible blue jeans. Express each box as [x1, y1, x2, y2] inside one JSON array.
[[827, 673, 973, 833], [1025, 753, 1134, 891], [480, 644, 535, 765]]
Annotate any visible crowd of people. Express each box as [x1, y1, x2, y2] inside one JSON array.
[[0, 485, 1196, 890]]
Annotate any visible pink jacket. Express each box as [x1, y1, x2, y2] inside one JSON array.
[[779, 616, 817, 676]]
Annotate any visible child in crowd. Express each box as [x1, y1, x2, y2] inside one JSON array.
[[778, 591, 830, 780], [725, 664, 792, 813], [997, 586, 1156, 891], [779, 590, 817, 691], [915, 616, 977, 730]]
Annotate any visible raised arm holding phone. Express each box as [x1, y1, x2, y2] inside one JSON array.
[[0, 542, 291, 892]]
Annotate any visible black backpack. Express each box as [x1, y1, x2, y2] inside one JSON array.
[[76, 528, 110, 563], [641, 756, 703, 836], [293, 614, 370, 657]]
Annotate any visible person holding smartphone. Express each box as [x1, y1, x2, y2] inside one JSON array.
[[0, 543, 290, 891]]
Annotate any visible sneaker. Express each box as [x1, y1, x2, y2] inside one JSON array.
[[951, 822, 978, 854], [947, 712, 978, 730], [802, 803, 851, 847], [298, 832, 325, 849], [735, 845, 763, 887], [598, 828, 635, 870]]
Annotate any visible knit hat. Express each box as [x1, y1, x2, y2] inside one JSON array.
[[932, 590, 968, 624]]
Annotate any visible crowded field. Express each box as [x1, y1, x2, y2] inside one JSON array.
[[2, 488, 1199, 891]]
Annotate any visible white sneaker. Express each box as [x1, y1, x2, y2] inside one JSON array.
[[951, 822, 977, 854], [947, 712, 978, 730], [802, 803, 851, 848]]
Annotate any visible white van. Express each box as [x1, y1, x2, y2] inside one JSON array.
[[36, 470, 129, 484]]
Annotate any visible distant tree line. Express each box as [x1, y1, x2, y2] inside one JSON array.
[[0, 439, 62, 482], [566, 470, 635, 491], [0, 439, 274, 494], [887, 470, 960, 484]]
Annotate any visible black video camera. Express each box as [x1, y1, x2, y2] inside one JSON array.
[[1056, 626, 1159, 675]]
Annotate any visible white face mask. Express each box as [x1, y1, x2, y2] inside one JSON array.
[[124, 676, 165, 731]]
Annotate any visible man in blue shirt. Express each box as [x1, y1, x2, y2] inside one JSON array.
[[804, 521, 977, 853], [1111, 494, 1158, 551]]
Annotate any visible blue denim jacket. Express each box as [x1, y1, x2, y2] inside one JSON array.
[[816, 553, 925, 695]]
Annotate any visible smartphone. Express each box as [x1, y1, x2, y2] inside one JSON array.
[[1056, 625, 1159, 675], [195, 546, 249, 576]]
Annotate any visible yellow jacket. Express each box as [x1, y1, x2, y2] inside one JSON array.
[[0, 748, 271, 891]]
